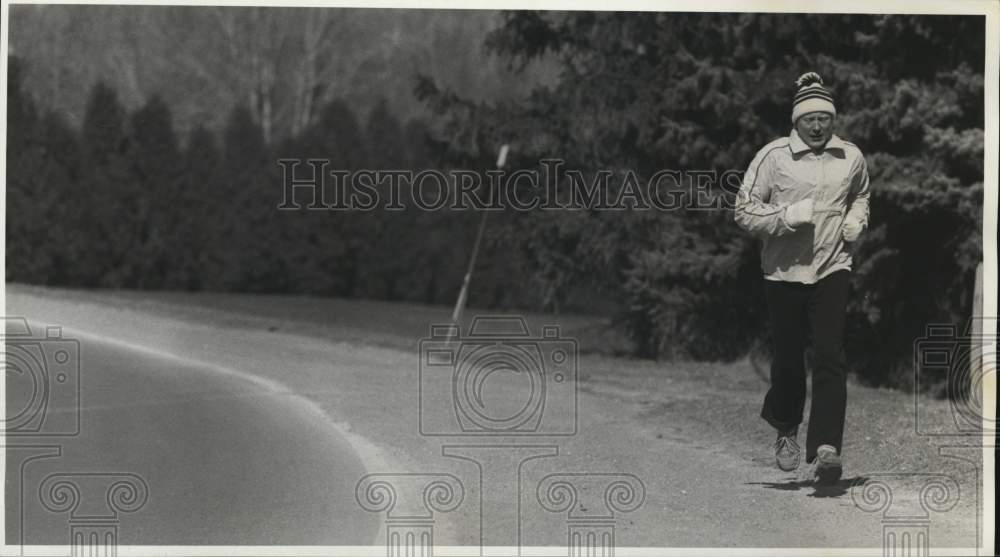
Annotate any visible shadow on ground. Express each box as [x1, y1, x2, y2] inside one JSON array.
[[746, 476, 869, 499]]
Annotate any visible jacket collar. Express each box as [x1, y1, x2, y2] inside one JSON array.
[[789, 129, 848, 154]]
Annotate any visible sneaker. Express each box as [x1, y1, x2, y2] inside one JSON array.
[[814, 444, 843, 485], [774, 429, 801, 471]]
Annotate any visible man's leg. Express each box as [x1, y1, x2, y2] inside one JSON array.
[[761, 280, 809, 433], [804, 270, 851, 463]]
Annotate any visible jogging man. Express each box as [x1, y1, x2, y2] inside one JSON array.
[[734, 72, 870, 484]]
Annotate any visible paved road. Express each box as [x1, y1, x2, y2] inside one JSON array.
[[3, 285, 984, 552], [5, 317, 377, 545]]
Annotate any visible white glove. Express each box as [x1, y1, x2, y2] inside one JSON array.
[[783, 198, 814, 228], [842, 217, 863, 242]]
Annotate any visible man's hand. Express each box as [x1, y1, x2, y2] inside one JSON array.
[[783, 198, 814, 228], [842, 217, 863, 242]]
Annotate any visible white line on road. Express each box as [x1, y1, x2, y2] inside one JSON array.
[[23, 319, 400, 479]]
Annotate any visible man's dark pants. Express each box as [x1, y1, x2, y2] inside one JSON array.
[[760, 270, 850, 463]]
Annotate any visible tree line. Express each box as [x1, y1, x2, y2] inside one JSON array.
[[6, 11, 986, 391], [6, 57, 516, 307]]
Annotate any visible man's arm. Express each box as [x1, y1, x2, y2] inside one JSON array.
[[734, 148, 797, 237], [842, 155, 870, 242], [845, 155, 870, 228]]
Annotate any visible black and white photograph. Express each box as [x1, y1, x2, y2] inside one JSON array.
[[2, 1, 996, 555]]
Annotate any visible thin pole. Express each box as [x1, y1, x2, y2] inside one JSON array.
[[449, 145, 509, 335]]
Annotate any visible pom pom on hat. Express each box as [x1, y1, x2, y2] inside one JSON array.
[[795, 72, 824, 88], [792, 72, 836, 123]]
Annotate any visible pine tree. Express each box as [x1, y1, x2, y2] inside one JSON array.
[[6, 57, 46, 283], [126, 95, 182, 288], [217, 104, 277, 290], [76, 80, 131, 286], [176, 124, 222, 290], [302, 98, 367, 296]]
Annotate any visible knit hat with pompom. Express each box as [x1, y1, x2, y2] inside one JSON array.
[[792, 72, 836, 123]]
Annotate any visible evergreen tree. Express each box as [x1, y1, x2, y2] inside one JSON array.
[[300, 98, 367, 296], [365, 98, 405, 167], [76, 81, 131, 286], [175, 124, 222, 290], [125, 95, 182, 288], [35, 111, 84, 285], [6, 57, 46, 283], [360, 98, 410, 299], [217, 104, 283, 291], [7, 58, 83, 286]]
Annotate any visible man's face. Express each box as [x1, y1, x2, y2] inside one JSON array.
[[794, 111, 835, 151]]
